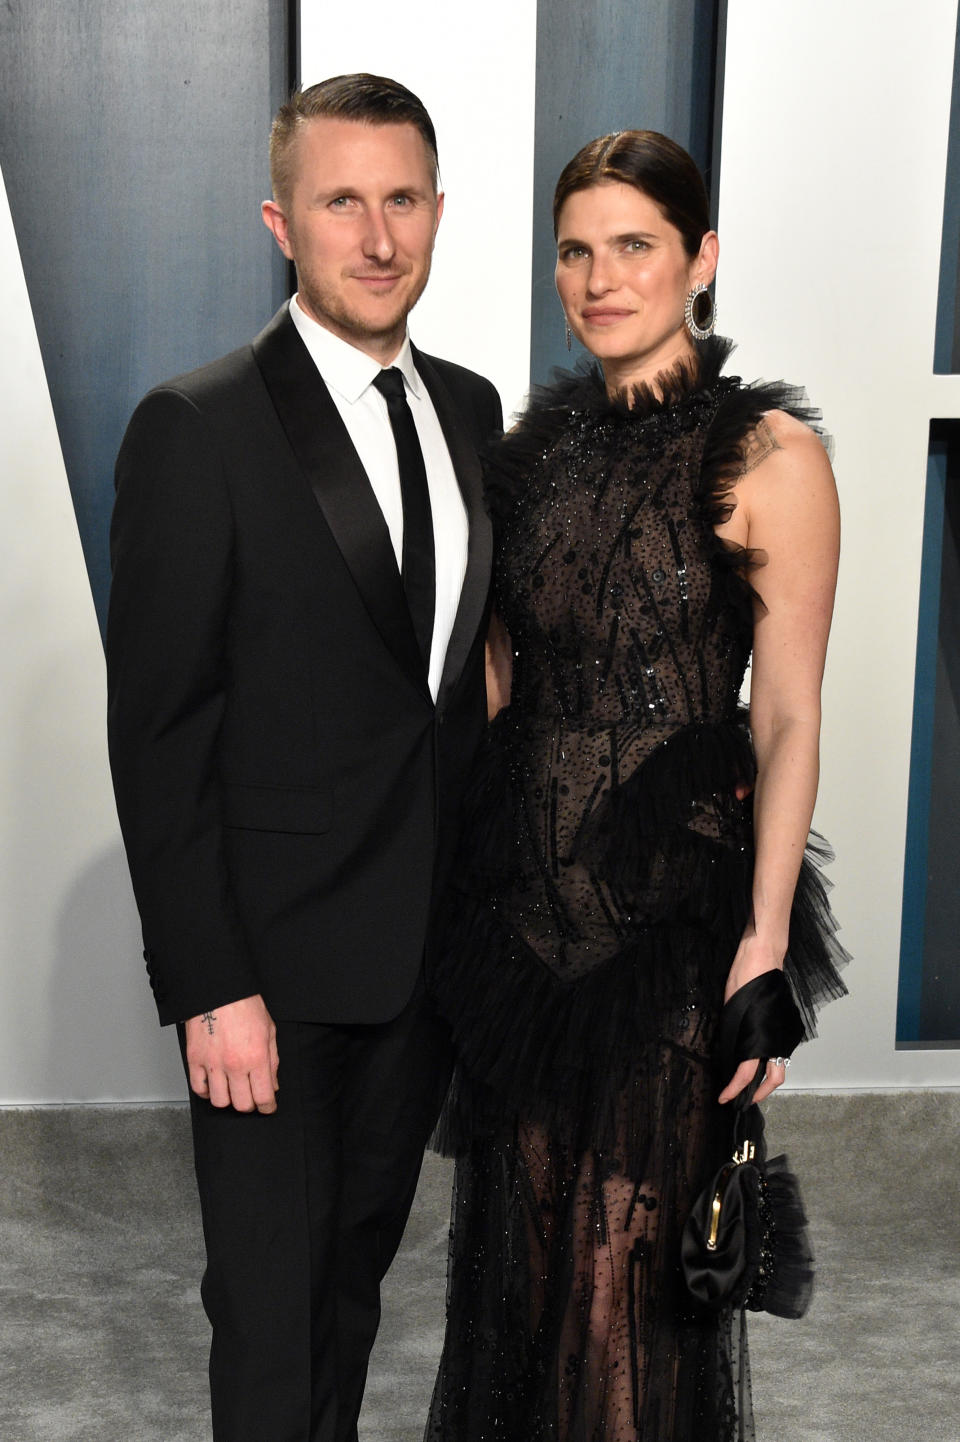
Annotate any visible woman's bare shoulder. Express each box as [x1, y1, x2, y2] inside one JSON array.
[[738, 408, 828, 478]]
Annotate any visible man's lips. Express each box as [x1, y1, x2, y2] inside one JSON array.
[[351, 272, 406, 288]]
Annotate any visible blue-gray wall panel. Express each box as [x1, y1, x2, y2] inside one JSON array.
[[918, 427, 960, 1041], [530, 0, 721, 383], [898, 423, 960, 1046], [0, 1, 291, 631]]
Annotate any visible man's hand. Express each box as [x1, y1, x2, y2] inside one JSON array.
[[185, 994, 279, 1114]]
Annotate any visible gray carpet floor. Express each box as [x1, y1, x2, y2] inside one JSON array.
[[0, 1092, 957, 1441]]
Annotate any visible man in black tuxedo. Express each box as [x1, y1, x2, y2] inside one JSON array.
[[107, 73, 501, 1442]]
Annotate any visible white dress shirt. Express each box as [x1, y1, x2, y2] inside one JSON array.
[[289, 296, 468, 703]]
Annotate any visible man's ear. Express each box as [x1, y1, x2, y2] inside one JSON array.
[[261, 200, 294, 260], [434, 190, 444, 238]]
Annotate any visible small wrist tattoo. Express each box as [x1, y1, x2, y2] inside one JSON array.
[[201, 1011, 217, 1036]]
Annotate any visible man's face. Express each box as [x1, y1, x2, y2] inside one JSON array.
[[262, 117, 443, 362]]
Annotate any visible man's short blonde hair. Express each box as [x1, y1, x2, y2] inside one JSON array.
[[269, 73, 440, 211]]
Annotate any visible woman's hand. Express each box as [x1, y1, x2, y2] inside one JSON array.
[[719, 1054, 787, 1106], [485, 612, 512, 720], [718, 931, 787, 1105], [723, 928, 785, 1004]]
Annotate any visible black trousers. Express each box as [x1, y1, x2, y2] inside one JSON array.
[[181, 979, 452, 1442]]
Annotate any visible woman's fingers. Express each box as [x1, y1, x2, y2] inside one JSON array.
[[753, 1058, 786, 1104], [719, 1056, 788, 1105], [718, 1057, 760, 1104]]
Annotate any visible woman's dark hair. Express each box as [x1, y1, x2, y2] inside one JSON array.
[[552, 130, 710, 258]]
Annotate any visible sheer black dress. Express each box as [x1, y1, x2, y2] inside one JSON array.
[[425, 338, 848, 1442]]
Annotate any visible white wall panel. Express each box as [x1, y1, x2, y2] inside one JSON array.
[[0, 168, 184, 1102], [719, 0, 960, 1087], [299, 0, 538, 422]]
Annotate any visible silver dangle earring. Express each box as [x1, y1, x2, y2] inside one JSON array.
[[564, 317, 573, 352], [684, 282, 716, 341]]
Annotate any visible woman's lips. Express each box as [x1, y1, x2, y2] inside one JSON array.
[[581, 308, 632, 326]]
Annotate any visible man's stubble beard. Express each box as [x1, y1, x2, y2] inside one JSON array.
[[298, 260, 433, 348]]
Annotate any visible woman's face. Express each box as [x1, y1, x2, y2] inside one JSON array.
[[555, 181, 716, 389]]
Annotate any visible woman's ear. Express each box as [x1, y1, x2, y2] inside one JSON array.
[[695, 230, 719, 289]]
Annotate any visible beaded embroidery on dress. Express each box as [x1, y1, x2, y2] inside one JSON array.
[[425, 337, 848, 1442]]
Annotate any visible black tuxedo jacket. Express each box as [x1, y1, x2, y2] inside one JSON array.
[[107, 305, 501, 1027]]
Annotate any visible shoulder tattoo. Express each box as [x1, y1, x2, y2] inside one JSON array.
[[738, 416, 783, 477]]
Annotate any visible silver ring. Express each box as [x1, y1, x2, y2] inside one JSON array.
[[770, 1056, 790, 1070]]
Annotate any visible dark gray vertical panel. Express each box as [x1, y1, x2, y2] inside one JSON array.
[[709, 0, 729, 231], [934, 8, 960, 373], [0, 1, 291, 632], [530, 0, 721, 383]]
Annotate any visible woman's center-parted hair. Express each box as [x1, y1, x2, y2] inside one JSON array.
[[553, 130, 711, 259], [269, 72, 440, 212]]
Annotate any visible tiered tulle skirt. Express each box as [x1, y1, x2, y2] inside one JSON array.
[[425, 713, 847, 1441]]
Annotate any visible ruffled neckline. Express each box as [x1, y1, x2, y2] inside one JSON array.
[[532, 334, 738, 425]]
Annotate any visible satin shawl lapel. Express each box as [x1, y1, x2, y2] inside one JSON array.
[[413, 347, 493, 712], [252, 308, 429, 700]]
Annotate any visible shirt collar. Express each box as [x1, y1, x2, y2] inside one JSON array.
[[289, 295, 422, 405]]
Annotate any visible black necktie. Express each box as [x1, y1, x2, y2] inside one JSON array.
[[372, 367, 436, 671]]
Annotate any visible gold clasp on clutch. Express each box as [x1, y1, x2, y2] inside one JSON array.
[[706, 1142, 756, 1250]]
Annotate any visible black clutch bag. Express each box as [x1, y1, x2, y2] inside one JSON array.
[[681, 971, 814, 1318]]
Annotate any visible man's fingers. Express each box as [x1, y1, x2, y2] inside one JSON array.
[[193, 1063, 276, 1114], [249, 1063, 278, 1115], [206, 1068, 232, 1109], [225, 1070, 258, 1114]]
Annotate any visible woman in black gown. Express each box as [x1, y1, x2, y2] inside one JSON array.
[[426, 130, 847, 1442]]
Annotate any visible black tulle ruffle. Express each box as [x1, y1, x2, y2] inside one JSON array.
[[756, 1153, 816, 1318], [431, 712, 848, 1175], [484, 336, 830, 625]]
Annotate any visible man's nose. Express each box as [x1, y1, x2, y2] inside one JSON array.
[[362, 208, 396, 262]]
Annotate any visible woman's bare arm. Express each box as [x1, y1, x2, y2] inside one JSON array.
[[715, 412, 840, 1103]]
